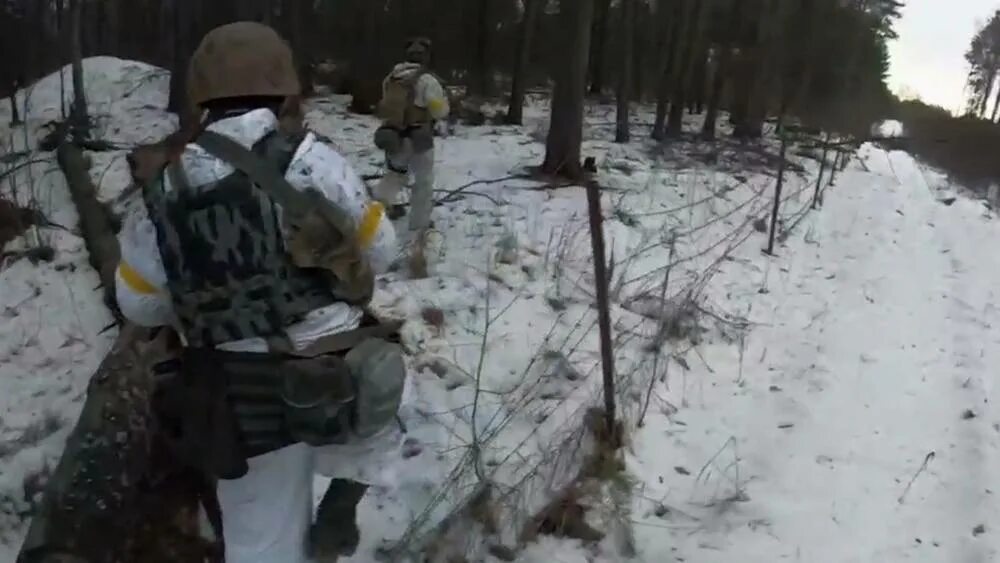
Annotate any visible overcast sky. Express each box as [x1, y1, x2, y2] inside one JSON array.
[[887, 1, 998, 113]]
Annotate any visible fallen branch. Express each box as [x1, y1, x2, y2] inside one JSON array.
[[20, 142, 213, 563], [898, 451, 935, 504], [436, 174, 535, 203]]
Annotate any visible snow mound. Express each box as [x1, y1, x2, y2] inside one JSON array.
[[875, 119, 904, 138], [0, 57, 175, 147]]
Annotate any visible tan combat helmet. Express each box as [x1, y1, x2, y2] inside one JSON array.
[[187, 21, 301, 108]]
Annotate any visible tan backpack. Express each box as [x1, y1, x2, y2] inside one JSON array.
[[377, 69, 428, 129]]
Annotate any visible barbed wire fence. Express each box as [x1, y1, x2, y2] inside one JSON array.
[[378, 124, 846, 561]]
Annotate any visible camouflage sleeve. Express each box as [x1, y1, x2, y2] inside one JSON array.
[[115, 203, 175, 327], [286, 134, 397, 274]]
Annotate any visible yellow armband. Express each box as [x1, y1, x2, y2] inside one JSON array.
[[118, 261, 160, 295], [357, 202, 385, 249], [427, 97, 448, 120]]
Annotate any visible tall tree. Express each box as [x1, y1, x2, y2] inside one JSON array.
[[542, 0, 595, 180], [287, 0, 313, 96], [69, 0, 88, 139], [651, 0, 684, 140], [588, 0, 612, 95], [666, 0, 711, 136], [730, 0, 772, 140], [965, 11, 1000, 118], [469, 0, 493, 96], [507, 0, 542, 125], [701, 0, 737, 139], [615, 0, 635, 142], [632, 0, 654, 101], [166, 0, 195, 116], [348, 0, 382, 114]]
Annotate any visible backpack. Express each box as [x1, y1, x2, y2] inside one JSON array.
[[377, 67, 429, 129], [134, 130, 371, 348]]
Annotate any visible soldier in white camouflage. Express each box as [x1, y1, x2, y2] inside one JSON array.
[[116, 22, 405, 563], [371, 36, 450, 278]]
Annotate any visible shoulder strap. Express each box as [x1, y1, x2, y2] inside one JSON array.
[[195, 130, 312, 220], [195, 130, 357, 239]]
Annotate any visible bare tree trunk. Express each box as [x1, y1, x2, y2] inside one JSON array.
[[765, 129, 788, 256], [349, 0, 382, 114], [542, 0, 595, 180], [96, 0, 107, 54], [507, 0, 541, 125], [469, 0, 493, 96], [70, 0, 89, 140], [632, 0, 651, 101], [812, 132, 831, 208], [828, 149, 843, 186], [991, 80, 1000, 122], [667, 0, 709, 137], [615, 0, 635, 143], [652, 0, 683, 140], [980, 68, 997, 118], [732, 0, 772, 140], [22, 0, 40, 89], [588, 0, 612, 95], [288, 0, 313, 96], [167, 0, 192, 115], [732, 57, 763, 138], [701, 44, 731, 140], [18, 143, 215, 563], [689, 51, 707, 114], [9, 73, 21, 124]]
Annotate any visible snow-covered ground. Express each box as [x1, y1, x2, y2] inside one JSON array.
[[2, 59, 1000, 562]]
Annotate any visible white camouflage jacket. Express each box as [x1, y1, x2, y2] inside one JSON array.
[[115, 109, 397, 354]]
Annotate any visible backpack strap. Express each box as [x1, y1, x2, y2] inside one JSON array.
[[195, 131, 325, 224], [195, 130, 373, 309]]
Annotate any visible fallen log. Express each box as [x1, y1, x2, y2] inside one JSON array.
[[18, 141, 212, 562], [55, 142, 121, 321], [19, 325, 151, 562]]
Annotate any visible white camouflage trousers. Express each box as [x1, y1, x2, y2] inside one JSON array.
[[372, 139, 435, 234]]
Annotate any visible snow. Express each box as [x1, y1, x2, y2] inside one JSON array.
[[621, 143, 1000, 562], [875, 119, 905, 138], [3, 58, 1000, 562]]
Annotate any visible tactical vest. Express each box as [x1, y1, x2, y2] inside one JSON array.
[[141, 131, 338, 349], [378, 69, 430, 129]]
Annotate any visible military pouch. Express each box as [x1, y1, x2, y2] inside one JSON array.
[[373, 126, 403, 153], [343, 338, 406, 439], [154, 348, 257, 481], [280, 355, 356, 446], [407, 123, 434, 153]]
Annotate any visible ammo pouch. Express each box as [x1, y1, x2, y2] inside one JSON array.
[[154, 336, 406, 481], [374, 123, 434, 154], [374, 126, 403, 153], [344, 338, 406, 439]]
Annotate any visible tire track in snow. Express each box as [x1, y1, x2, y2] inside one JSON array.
[[918, 179, 1000, 563], [724, 160, 995, 561]]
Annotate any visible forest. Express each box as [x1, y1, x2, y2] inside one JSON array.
[[10, 2, 1000, 563], [0, 0, 899, 166]]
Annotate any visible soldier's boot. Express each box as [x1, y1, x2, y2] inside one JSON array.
[[310, 479, 370, 561]]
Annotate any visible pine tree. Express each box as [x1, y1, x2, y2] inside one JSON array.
[[542, 0, 595, 179]]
